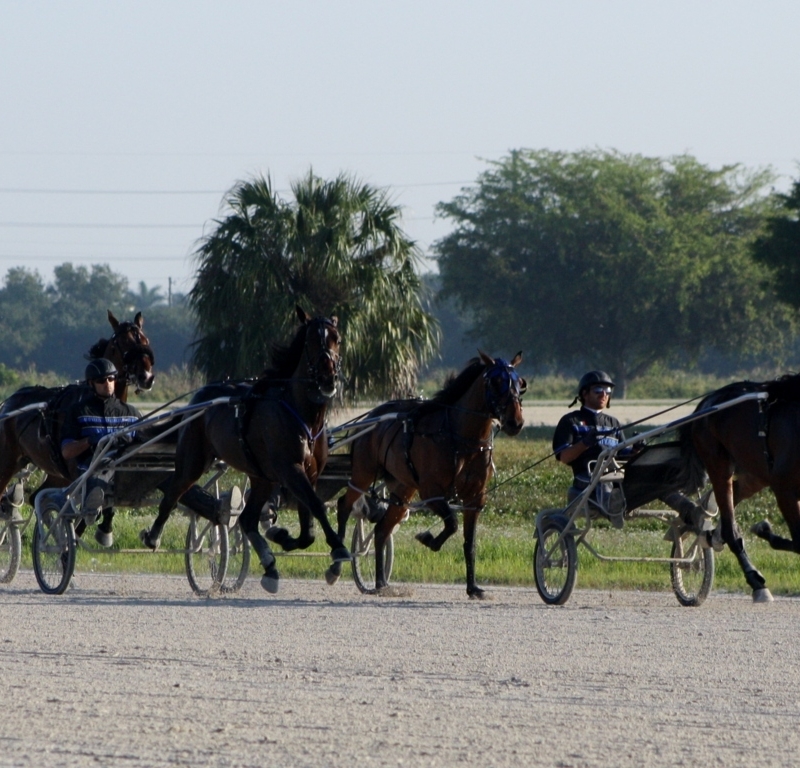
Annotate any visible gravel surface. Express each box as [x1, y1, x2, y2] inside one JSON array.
[[1, 571, 799, 767]]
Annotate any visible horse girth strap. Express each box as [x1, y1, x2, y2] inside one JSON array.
[[233, 400, 270, 480], [758, 398, 774, 473], [402, 416, 421, 485], [400, 409, 490, 489]]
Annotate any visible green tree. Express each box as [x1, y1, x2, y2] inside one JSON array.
[[0, 267, 50, 366], [435, 149, 790, 396], [190, 172, 439, 398], [36, 263, 131, 377], [752, 178, 800, 308]]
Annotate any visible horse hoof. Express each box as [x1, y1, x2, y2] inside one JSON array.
[[324, 566, 340, 586], [753, 588, 774, 603], [330, 546, 351, 563], [261, 566, 280, 594], [138, 528, 160, 551], [750, 520, 772, 538], [415, 531, 435, 549], [468, 588, 487, 600]]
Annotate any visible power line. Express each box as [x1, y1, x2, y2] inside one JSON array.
[[0, 222, 201, 229], [0, 180, 471, 194]]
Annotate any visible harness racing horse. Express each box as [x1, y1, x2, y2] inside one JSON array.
[[327, 352, 526, 598], [679, 374, 800, 603], [140, 307, 350, 594], [0, 310, 156, 505]]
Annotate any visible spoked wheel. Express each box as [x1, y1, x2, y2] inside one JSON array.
[[220, 521, 250, 594], [671, 528, 715, 607], [351, 517, 394, 594], [533, 516, 578, 605], [185, 514, 229, 596], [32, 502, 76, 595], [0, 519, 22, 584]]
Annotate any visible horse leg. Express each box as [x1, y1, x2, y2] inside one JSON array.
[[237, 481, 279, 594], [710, 474, 772, 602], [415, 498, 458, 552], [751, 474, 800, 555], [374, 500, 410, 593], [462, 508, 485, 600], [325, 472, 376, 585], [267, 500, 316, 552], [143, 461, 210, 550], [280, 463, 349, 562]]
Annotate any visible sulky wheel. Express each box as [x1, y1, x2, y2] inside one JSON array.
[[351, 517, 394, 594], [670, 528, 715, 607], [0, 519, 22, 584], [185, 514, 229, 596], [32, 501, 76, 595], [533, 515, 578, 605], [219, 521, 250, 594]]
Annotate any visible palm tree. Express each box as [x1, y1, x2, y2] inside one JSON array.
[[189, 172, 439, 399], [128, 281, 165, 310]]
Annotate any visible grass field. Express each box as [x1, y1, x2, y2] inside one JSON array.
[[11, 430, 800, 596]]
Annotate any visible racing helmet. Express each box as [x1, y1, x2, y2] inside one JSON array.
[[85, 358, 118, 384], [572, 370, 615, 406], [578, 370, 615, 393]]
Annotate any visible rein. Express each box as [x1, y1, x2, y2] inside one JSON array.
[[279, 399, 326, 445]]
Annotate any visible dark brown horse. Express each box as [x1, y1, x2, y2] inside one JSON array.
[[326, 352, 526, 598], [679, 373, 800, 602], [140, 307, 349, 594], [0, 310, 155, 502]]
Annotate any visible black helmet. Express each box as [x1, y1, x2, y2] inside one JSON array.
[[578, 370, 615, 393], [85, 358, 118, 383]]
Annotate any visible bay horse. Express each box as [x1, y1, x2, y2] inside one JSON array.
[[0, 310, 155, 505], [326, 352, 526, 598], [679, 373, 800, 602], [139, 307, 349, 594]]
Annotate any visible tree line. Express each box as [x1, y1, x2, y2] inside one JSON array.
[[1, 150, 798, 398]]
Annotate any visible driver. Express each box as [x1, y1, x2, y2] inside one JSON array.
[[61, 358, 142, 547], [553, 370, 716, 534], [552, 371, 624, 525], [61, 358, 244, 550]]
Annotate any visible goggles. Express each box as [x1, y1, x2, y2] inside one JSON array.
[[591, 386, 612, 395], [93, 375, 117, 384]]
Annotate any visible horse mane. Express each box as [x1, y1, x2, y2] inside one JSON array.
[[250, 323, 309, 396], [87, 337, 109, 359], [410, 359, 486, 418], [431, 359, 485, 405]]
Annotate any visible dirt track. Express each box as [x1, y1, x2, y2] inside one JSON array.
[[2, 572, 800, 767]]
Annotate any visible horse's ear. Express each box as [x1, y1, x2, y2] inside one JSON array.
[[511, 351, 523, 367], [329, 315, 338, 328], [108, 310, 120, 331], [296, 305, 311, 324], [478, 350, 494, 366], [134, 311, 144, 329]]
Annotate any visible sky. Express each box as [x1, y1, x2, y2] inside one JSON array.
[[1, 0, 799, 300]]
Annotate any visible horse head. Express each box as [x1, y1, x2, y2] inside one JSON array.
[[479, 350, 526, 436], [103, 310, 156, 394], [297, 305, 341, 402]]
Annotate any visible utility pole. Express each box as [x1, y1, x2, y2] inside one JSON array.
[[168, 277, 172, 307]]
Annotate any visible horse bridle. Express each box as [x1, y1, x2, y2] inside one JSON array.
[[483, 359, 525, 420], [304, 317, 341, 402], [108, 322, 154, 386]]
